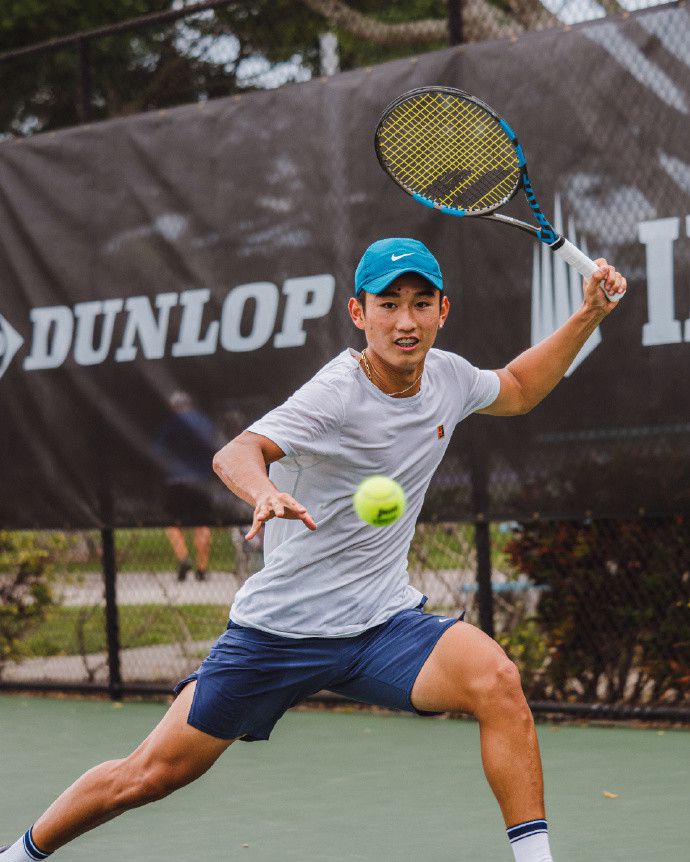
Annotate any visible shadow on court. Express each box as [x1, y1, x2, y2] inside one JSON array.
[[1, 696, 688, 861]]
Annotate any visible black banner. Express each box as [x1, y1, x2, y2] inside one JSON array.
[[1, 6, 688, 528]]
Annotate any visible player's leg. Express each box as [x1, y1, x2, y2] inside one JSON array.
[[165, 526, 192, 579], [411, 622, 543, 821], [3, 682, 233, 860], [193, 526, 211, 579], [411, 622, 552, 861]]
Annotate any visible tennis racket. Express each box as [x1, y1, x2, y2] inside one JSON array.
[[375, 86, 621, 302]]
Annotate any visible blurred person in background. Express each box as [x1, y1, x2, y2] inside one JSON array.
[[154, 391, 219, 582]]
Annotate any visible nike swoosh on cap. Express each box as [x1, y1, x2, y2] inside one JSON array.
[[391, 252, 415, 261]]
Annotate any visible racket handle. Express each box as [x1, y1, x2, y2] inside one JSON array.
[[552, 238, 622, 302]]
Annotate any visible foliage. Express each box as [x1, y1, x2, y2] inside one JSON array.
[[0, 530, 64, 674], [0, 1, 446, 136], [0, 1, 316, 135], [334, 0, 448, 70], [1, 1, 165, 133], [496, 619, 548, 696], [409, 521, 474, 572], [505, 517, 690, 705]]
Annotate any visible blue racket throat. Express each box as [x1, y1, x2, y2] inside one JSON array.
[[521, 171, 558, 245], [497, 114, 558, 245]]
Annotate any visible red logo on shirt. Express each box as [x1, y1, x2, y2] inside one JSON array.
[[437, 424, 445, 439]]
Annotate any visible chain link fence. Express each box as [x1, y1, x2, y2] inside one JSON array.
[[0, 0, 676, 138], [2, 519, 688, 717], [0, 527, 256, 690], [1, 3, 688, 720]]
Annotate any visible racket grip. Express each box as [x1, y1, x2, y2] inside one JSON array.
[[553, 239, 622, 302]]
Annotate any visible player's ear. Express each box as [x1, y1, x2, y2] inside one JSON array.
[[348, 296, 366, 330], [439, 294, 450, 328]]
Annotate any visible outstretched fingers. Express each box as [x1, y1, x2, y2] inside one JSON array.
[[245, 492, 316, 540], [296, 504, 318, 532], [245, 503, 271, 541]]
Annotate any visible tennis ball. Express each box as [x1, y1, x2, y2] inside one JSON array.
[[353, 476, 406, 527]]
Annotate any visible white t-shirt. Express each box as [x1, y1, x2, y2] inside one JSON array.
[[230, 348, 500, 638]]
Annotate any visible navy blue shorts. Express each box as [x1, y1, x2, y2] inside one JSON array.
[[174, 603, 461, 741]]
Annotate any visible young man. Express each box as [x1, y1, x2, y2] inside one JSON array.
[[2, 237, 626, 862]]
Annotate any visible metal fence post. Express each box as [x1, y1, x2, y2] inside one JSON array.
[[101, 527, 122, 699], [447, 0, 464, 45], [78, 37, 92, 123], [474, 517, 494, 638], [470, 421, 495, 637]]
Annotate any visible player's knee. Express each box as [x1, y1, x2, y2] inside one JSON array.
[[495, 657, 523, 697], [138, 764, 181, 804], [476, 656, 525, 714], [114, 756, 188, 809]]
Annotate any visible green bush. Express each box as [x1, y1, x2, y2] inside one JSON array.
[[505, 518, 690, 705], [0, 531, 64, 675], [496, 619, 549, 698]]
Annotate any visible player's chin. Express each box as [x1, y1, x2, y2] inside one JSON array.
[[388, 347, 426, 373]]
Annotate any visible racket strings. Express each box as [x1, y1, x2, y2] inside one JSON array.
[[379, 96, 470, 191], [377, 92, 521, 213], [382, 95, 515, 210], [379, 93, 512, 206]]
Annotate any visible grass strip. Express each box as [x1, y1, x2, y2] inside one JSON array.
[[17, 604, 230, 657]]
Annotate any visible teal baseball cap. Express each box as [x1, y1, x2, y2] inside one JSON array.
[[354, 237, 443, 296]]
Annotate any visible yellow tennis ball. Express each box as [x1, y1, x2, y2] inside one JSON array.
[[353, 476, 406, 527]]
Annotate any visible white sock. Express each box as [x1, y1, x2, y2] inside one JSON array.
[[2, 830, 51, 861], [507, 819, 553, 862]]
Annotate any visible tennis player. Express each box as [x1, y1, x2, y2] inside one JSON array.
[[2, 237, 626, 862]]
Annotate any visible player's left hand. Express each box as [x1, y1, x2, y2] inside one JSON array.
[[584, 259, 627, 313], [245, 490, 317, 541]]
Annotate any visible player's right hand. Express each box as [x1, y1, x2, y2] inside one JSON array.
[[246, 491, 317, 540], [584, 258, 627, 311]]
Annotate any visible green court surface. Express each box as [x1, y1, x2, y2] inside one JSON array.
[[1, 696, 688, 861]]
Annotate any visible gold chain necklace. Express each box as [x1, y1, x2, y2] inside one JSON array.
[[360, 349, 423, 397]]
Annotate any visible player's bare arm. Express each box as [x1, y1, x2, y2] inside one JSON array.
[[479, 260, 627, 417], [213, 431, 317, 539]]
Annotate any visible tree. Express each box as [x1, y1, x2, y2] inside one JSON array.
[[0, 531, 63, 677], [302, 0, 524, 46], [0, 0, 557, 137], [0, 1, 324, 134]]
